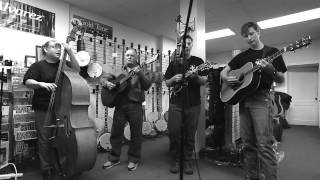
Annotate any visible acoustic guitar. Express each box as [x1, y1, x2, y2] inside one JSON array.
[[220, 36, 312, 105], [101, 56, 158, 107]]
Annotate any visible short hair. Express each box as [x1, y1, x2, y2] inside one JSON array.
[[41, 40, 57, 55], [126, 48, 137, 55], [241, 22, 260, 37], [179, 34, 193, 42]]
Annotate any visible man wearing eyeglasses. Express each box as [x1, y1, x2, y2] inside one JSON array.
[[23, 40, 80, 180]]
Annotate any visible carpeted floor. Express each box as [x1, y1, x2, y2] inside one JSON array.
[[19, 125, 320, 180]]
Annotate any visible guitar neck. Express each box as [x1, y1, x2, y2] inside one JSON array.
[[95, 85, 99, 118], [103, 37, 107, 64], [251, 48, 286, 73], [93, 33, 97, 62], [113, 38, 117, 66], [122, 39, 125, 66], [266, 48, 285, 64], [152, 87, 154, 112]]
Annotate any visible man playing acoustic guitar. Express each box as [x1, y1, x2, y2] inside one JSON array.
[[220, 22, 287, 180], [100, 48, 152, 171]]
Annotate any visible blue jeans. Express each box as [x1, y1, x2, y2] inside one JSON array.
[[240, 90, 278, 180], [168, 103, 200, 162], [108, 103, 143, 163]]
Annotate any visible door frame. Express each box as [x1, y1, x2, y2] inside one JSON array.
[[286, 63, 320, 127]]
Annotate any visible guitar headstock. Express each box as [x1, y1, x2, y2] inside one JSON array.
[[286, 36, 312, 52], [144, 53, 158, 65]]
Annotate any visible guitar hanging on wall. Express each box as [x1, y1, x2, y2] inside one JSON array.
[[77, 27, 91, 79], [122, 39, 126, 67], [92, 85, 104, 134], [220, 36, 312, 105]]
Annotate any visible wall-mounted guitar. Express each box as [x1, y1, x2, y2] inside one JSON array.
[[103, 34, 107, 65], [161, 50, 171, 123], [101, 53, 158, 107], [142, 101, 152, 136], [90, 85, 105, 135], [111, 37, 117, 71], [122, 39, 126, 67], [172, 62, 218, 95], [137, 44, 141, 64], [76, 26, 90, 79], [87, 31, 103, 79], [220, 36, 312, 105]]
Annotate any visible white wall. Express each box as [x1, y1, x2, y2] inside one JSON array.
[[0, 0, 70, 63], [207, 51, 232, 65], [161, 36, 176, 55]]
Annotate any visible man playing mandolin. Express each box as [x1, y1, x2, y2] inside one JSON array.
[[100, 48, 152, 171], [23, 40, 80, 180], [164, 34, 207, 175], [220, 22, 287, 180]]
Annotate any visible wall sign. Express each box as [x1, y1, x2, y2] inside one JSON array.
[[0, 0, 55, 37], [73, 15, 113, 39]]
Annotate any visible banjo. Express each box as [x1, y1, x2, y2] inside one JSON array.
[[97, 107, 112, 151]]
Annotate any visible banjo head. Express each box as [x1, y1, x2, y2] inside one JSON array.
[[147, 112, 158, 122], [98, 133, 111, 151], [142, 121, 152, 135], [155, 119, 167, 132]]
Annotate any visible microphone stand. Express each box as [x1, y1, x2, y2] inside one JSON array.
[[178, 1, 193, 179], [0, 68, 4, 150]]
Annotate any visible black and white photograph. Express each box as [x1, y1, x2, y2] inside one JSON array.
[[0, 0, 319, 180]]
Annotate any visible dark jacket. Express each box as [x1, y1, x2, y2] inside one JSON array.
[[100, 68, 152, 103]]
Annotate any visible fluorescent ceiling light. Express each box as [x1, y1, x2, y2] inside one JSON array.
[[258, 7, 320, 29], [205, 28, 235, 40]]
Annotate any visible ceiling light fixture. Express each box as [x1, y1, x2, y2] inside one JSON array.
[[258, 7, 320, 29], [205, 28, 235, 40]]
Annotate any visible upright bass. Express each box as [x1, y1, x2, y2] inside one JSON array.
[[46, 24, 97, 178]]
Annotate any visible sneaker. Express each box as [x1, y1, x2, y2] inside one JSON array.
[[128, 162, 138, 171], [184, 161, 193, 175], [276, 150, 285, 164], [169, 161, 179, 174], [102, 160, 120, 169]]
